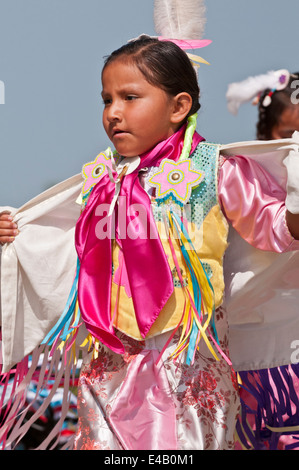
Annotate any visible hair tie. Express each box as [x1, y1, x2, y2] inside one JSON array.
[[179, 113, 198, 160]]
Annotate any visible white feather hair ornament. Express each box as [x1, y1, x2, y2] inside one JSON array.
[[153, 0, 211, 68], [226, 69, 290, 115], [154, 0, 207, 40]]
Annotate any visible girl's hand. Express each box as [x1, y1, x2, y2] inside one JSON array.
[[286, 210, 299, 240], [0, 211, 19, 244]]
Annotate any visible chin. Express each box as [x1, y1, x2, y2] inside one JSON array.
[[114, 147, 141, 158]]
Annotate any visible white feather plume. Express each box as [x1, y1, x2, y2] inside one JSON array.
[[226, 70, 289, 115], [153, 0, 207, 39]]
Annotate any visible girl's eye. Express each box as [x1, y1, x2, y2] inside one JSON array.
[[102, 98, 112, 106], [126, 95, 138, 101]]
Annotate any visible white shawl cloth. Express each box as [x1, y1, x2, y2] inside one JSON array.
[[0, 174, 82, 372], [221, 136, 299, 372], [1, 137, 299, 373]]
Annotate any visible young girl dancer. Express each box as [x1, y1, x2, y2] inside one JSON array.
[[1, 37, 299, 450]]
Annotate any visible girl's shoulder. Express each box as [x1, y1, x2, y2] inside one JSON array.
[[191, 141, 221, 175], [187, 142, 220, 210], [192, 141, 220, 164]]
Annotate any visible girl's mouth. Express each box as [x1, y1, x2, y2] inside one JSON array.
[[112, 129, 128, 138]]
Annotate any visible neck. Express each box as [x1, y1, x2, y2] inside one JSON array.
[[135, 123, 203, 170]]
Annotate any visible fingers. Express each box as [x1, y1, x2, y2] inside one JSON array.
[[0, 212, 19, 244]]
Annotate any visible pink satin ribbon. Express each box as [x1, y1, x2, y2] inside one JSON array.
[[109, 349, 177, 450], [75, 126, 202, 354], [158, 37, 212, 50]]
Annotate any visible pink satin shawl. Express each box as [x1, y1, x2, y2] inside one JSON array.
[[75, 126, 202, 354]]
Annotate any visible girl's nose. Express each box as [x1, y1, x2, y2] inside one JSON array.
[[106, 101, 122, 122]]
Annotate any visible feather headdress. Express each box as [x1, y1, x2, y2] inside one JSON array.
[[154, 0, 207, 40], [226, 69, 290, 115], [153, 0, 211, 67]]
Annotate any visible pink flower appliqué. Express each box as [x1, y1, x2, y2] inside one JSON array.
[[81, 151, 114, 195], [148, 158, 204, 205]]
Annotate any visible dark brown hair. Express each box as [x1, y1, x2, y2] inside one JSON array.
[[257, 72, 299, 140], [102, 35, 201, 118]]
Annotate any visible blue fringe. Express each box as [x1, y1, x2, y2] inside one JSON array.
[[42, 258, 80, 346]]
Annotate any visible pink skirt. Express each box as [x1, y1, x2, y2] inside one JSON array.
[[74, 307, 240, 450]]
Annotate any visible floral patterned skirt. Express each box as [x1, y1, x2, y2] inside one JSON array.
[[74, 307, 240, 450]]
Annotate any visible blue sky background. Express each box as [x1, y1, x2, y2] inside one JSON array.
[[0, 0, 298, 206]]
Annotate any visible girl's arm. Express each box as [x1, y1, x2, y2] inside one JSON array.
[[0, 212, 18, 244], [218, 154, 299, 253]]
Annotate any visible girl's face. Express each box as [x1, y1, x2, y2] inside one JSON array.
[[101, 59, 179, 157], [271, 105, 299, 139]]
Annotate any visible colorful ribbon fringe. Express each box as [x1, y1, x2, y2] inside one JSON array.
[[0, 261, 83, 449], [155, 209, 231, 367]]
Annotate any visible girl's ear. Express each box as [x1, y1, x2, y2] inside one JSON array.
[[170, 92, 193, 124]]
